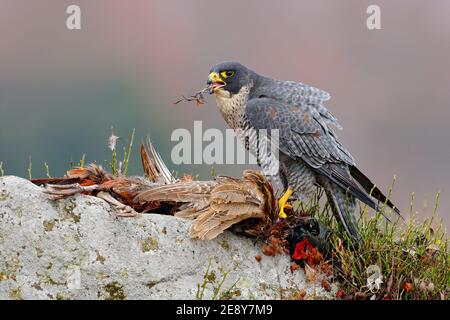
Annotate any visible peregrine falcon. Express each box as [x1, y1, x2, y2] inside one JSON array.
[[206, 61, 399, 240]]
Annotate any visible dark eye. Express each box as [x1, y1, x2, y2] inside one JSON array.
[[221, 70, 235, 78], [308, 221, 319, 235]]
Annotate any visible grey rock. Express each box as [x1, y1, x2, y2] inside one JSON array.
[[0, 176, 336, 300]]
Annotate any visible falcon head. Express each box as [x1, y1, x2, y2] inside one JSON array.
[[207, 61, 254, 96]]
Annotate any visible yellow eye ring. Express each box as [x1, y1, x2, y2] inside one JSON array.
[[220, 71, 235, 79]]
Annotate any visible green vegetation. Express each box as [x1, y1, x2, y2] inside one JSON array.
[[196, 259, 241, 300], [302, 188, 449, 300], [44, 162, 51, 178], [69, 154, 86, 170], [27, 156, 32, 180], [108, 127, 135, 176]]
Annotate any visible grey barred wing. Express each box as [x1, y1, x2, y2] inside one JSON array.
[[243, 97, 354, 169]]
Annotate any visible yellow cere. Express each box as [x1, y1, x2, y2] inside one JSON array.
[[208, 72, 222, 82]]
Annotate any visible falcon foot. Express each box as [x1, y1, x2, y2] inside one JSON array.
[[278, 188, 294, 219]]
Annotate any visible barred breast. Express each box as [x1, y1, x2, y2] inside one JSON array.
[[215, 85, 250, 129], [280, 155, 317, 201], [214, 85, 285, 194]]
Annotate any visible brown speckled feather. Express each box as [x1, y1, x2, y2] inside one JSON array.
[[134, 170, 275, 240]]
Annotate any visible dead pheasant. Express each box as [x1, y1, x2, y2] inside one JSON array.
[[31, 138, 277, 239]]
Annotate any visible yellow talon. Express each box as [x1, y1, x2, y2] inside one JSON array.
[[278, 188, 294, 219]]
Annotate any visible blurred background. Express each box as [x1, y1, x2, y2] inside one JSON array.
[[0, 0, 449, 227]]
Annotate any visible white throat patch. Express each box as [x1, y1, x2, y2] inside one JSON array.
[[214, 85, 251, 129]]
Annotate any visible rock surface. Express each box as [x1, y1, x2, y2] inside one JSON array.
[[0, 176, 336, 300]]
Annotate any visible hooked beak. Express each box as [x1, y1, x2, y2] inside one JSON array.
[[207, 72, 226, 93]]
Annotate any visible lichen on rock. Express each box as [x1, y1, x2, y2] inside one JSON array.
[[0, 176, 336, 300]]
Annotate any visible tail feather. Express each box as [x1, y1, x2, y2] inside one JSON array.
[[318, 165, 379, 212], [140, 138, 175, 184], [318, 164, 400, 225], [349, 165, 400, 215], [323, 181, 361, 241]]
